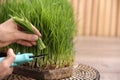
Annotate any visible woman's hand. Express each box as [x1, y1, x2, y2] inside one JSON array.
[[0, 48, 16, 80], [0, 18, 41, 47], [0, 18, 41, 79]]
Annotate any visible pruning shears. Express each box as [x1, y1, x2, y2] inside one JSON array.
[[0, 51, 47, 66]]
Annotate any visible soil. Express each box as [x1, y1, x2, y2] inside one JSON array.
[[3, 64, 100, 80], [13, 66, 73, 80], [3, 74, 35, 80]]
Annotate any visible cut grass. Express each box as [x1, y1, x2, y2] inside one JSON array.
[[12, 16, 46, 51]]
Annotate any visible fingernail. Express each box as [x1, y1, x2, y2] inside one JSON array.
[[39, 33, 42, 37], [8, 48, 14, 53], [32, 35, 38, 41], [7, 48, 16, 58]]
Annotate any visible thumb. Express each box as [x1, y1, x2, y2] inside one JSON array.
[[14, 31, 38, 41], [3, 48, 16, 66]]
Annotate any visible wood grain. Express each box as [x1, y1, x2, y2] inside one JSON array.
[[71, 0, 120, 37]]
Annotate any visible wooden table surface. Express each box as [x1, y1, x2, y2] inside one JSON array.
[[74, 36, 120, 80]]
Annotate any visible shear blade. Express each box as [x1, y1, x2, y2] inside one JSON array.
[[29, 54, 48, 58]]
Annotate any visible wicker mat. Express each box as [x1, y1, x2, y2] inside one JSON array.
[[3, 64, 100, 80], [63, 64, 100, 80]]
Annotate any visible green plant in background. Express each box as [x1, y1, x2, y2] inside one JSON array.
[[0, 0, 76, 69]]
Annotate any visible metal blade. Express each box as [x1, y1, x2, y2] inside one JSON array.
[[29, 54, 48, 58]]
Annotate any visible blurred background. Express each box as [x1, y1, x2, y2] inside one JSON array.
[[71, 0, 120, 80], [0, 0, 120, 79], [71, 0, 120, 37]]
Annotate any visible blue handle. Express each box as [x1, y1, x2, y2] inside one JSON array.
[[0, 52, 34, 66]]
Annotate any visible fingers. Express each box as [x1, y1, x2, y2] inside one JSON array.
[[0, 42, 12, 48], [16, 40, 32, 46], [0, 61, 13, 79], [6, 67, 13, 75], [3, 67, 13, 76], [13, 31, 39, 41], [0, 67, 13, 80], [31, 24, 41, 37], [31, 41, 36, 45], [0, 48, 15, 79], [16, 40, 36, 47], [3, 48, 16, 66]]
